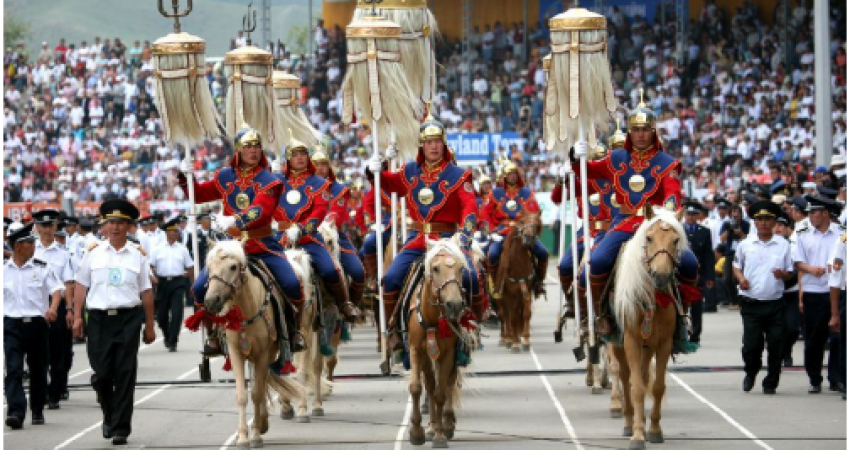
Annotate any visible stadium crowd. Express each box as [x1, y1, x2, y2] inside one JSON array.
[[3, 1, 847, 204]]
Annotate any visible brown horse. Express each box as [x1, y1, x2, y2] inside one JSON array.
[[610, 207, 688, 450], [204, 241, 307, 449], [408, 238, 476, 448], [493, 210, 542, 353]]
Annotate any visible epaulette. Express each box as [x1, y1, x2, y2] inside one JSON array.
[[133, 243, 147, 257], [32, 258, 47, 267], [87, 241, 100, 252], [797, 226, 810, 234]]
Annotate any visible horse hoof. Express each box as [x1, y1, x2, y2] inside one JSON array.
[[280, 409, 294, 420], [237, 443, 250, 450], [425, 431, 435, 442], [249, 439, 263, 448], [296, 415, 311, 423], [602, 381, 612, 389], [444, 428, 455, 440], [622, 426, 633, 437], [312, 408, 325, 417], [609, 409, 623, 419], [647, 432, 664, 444], [432, 436, 449, 448], [628, 440, 646, 450], [410, 434, 426, 446], [511, 346, 521, 354], [591, 386, 603, 395]]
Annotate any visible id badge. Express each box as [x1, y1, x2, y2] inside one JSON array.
[[108, 268, 123, 286]]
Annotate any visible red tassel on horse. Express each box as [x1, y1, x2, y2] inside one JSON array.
[[678, 283, 703, 305], [459, 309, 478, 331], [222, 356, 232, 372], [437, 317, 453, 338], [280, 361, 297, 375], [655, 291, 675, 309], [221, 306, 245, 331], [184, 309, 209, 331]]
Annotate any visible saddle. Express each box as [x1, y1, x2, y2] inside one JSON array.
[[245, 256, 301, 356]]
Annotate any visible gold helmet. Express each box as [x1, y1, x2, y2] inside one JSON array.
[[608, 118, 627, 149], [502, 160, 519, 176], [419, 110, 446, 144], [627, 88, 656, 131], [234, 125, 261, 151], [479, 175, 492, 184], [312, 145, 330, 164], [284, 129, 310, 160], [592, 144, 608, 160]]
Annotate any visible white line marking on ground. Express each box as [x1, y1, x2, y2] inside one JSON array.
[[220, 418, 254, 450], [547, 275, 559, 284], [669, 373, 773, 450], [530, 349, 583, 449], [394, 396, 413, 450], [54, 367, 197, 450]]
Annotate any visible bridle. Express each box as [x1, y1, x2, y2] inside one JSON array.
[[425, 252, 466, 308], [643, 227, 681, 278], [208, 261, 247, 296], [512, 216, 540, 246]]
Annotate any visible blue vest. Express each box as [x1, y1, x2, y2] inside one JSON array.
[[401, 161, 467, 221], [607, 148, 677, 210], [216, 167, 280, 214], [491, 185, 534, 220]]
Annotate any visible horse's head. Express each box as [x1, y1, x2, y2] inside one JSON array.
[[642, 207, 687, 289], [204, 240, 248, 315], [515, 210, 542, 247], [425, 238, 468, 322]]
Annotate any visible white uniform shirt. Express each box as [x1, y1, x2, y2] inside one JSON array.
[[707, 215, 730, 250], [793, 223, 844, 293], [734, 234, 793, 301], [34, 239, 74, 285], [828, 234, 847, 290], [76, 241, 152, 310], [149, 240, 194, 277], [3, 258, 64, 317]]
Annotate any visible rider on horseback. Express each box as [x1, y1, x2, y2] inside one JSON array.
[[274, 137, 359, 322], [483, 160, 549, 297], [311, 146, 367, 311], [179, 125, 306, 366], [366, 114, 482, 348], [570, 91, 699, 337], [552, 131, 624, 318]]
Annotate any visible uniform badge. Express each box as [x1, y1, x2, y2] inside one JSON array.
[[628, 174, 646, 192], [418, 187, 435, 205], [464, 182, 473, 193], [286, 190, 302, 205], [506, 200, 518, 211], [235, 193, 250, 210], [108, 268, 123, 286]]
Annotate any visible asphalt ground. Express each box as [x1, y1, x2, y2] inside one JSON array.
[[4, 263, 847, 449]]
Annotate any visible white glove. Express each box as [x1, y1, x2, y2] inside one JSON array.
[[490, 233, 504, 243], [473, 231, 483, 240], [270, 158, 281, 173], [562, 163, 573, 178], [574, 141, 589, 159], [367, 155, 383, 173], [179, 157, 194, 173], [385, 144, 398, 160], [286, 225, 300, 243], [214, 215, 236, 233]]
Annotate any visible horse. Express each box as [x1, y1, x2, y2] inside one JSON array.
[[610, 207, 688, 450], [407, 238, 477, 448], [318, 220, 345, 382], [203, 241, 307, 449], [492, 210, 542, 353]]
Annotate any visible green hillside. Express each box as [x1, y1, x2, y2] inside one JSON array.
[[6, 0, 322, 57]]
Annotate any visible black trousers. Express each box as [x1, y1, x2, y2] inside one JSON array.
[[155, 277, 186, 348], [704, 283, 718, 310], [87, 307, 143, 437], [4, 316, 49, 420], [740, 297, 785, 389], [828, 291, 847, 388], [802, 292, 832, 386], [48, 301, 74, 403], [690, 292, 704, 343], [782, 291, 801, 358]]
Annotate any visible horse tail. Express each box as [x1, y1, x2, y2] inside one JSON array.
[[266, 370, 307, 409]]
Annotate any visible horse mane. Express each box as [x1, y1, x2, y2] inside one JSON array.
[[613, 208, 688, 328], [425, 238, 469, 277], [207, 240, 247, 268]]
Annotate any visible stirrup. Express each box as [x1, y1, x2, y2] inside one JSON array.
[[202, 338, 223, 357]]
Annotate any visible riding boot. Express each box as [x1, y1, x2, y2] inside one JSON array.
[[590, 274, 614, 337], [533, 257, 548, 297], [560, 273, 575, 318], [363, 252, 378, 291], [383, 291, 404, 351], [488, 261, 501, 299], [349, 280, 366, 310], [290, 307, 306, 353], [202, 317, 223, 356], [328, 281, 359, 322]]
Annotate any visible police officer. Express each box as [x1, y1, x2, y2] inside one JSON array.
[[72, 199, 155, 445], [32, 209, 75, 409], [828, 230, 846, 399], [683, 201, 715, 342], [734, 201, 793, 395], [149, 217, 194, 352], [793, 194, 845, 394], [4, 223, 64, 429], [775, 213, 801, 367], [3, 217, 13, 259]]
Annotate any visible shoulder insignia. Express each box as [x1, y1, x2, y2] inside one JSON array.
[[32, 258, 47, 267], [797, 226, 810, 234], [134, 243, 147, 256], [87, 241, 100, 252]]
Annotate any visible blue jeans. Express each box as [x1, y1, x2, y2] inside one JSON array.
[[383, 232, 479, 296], [193, 250, 303, 303]]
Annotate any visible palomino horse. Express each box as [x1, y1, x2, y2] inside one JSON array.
[[493, 210, 542, 353], [204, 241, 306, 449], [611, 207, 688, 450], [408, 238, 477, 448]]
